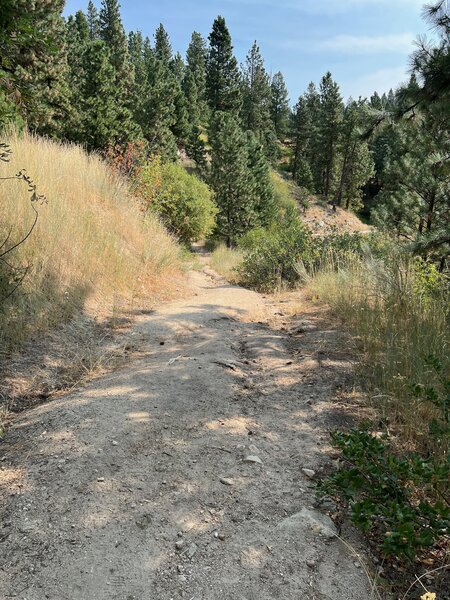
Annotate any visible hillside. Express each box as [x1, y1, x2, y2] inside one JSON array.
[[0, 132, 185, 412], [272, 172, 371, 237]]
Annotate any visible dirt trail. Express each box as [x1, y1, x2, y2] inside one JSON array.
[[0, 268, 372, 600]]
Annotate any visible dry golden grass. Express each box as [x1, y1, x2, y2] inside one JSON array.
[[210, 244, 243, 282], [0, 130, 184, 353], [307, 256, 449, 457]]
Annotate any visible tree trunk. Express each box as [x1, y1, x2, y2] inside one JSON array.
[[426, 190, 436, 232]]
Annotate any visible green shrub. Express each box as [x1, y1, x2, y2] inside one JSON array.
[[318, 428, 449, 560], [238, 207, 312, 292], [138, 160, 217, 244]]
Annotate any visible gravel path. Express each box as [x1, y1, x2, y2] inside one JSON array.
[[0, 269, 372, 600]]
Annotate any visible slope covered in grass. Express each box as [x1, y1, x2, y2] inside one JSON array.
[[0, 131, 183, 352]]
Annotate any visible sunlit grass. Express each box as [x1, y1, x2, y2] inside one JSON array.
[[0, 130, 183, 351]]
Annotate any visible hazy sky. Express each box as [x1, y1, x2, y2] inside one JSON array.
[[64, 0, 430, 102]]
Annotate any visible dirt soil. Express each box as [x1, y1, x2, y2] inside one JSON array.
[[0, 268, 375, 600]]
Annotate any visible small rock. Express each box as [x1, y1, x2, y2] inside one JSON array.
[[306, 558, 316, 568], [177, 565, 184, 573], [354, 561, 361, 569], [244, 455, 262, 465], [175, 540, 185, 551], [177, 531, 183, 538], [111, 441, 118, 446], [183, 543, 198, 560], [278, 508, 337, 541], [218, 533, 226, 541], [97, 477, 105, 482], [302, 468, 316, 478], [219, 477, 234, 486]]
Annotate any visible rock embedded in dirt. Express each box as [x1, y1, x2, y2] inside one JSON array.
[[244, 455, 263, 465], [183, 543, 198, 560], [219, 477, 234, 486], [175, 540, 184, 551], [278, 508, 337, 541], [301, 468, 316, 478]]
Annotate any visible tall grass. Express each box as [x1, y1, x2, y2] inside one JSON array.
[[210, 244, 243, 281], [307, 254, 449, 456], [0, 131, 183, 352]]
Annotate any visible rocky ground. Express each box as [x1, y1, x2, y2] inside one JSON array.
[[0, 268, 375, 600]]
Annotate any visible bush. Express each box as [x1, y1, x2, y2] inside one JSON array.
[[138, 159, 217, 244], [238, 207, 313, 292], [318, 428, 449, 560]]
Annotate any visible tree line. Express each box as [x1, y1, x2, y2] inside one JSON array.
[[1, 0, 448, 259]]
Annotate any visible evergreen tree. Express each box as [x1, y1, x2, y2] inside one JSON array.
[[78, 39, 123, 150], [98, 0, 138, 144], [206, 17, 241, 114], [334, 100, 374, 210], [303, 82, 322, 189], [87, 1, 100, 40], [318, 72, 343, 198], [154, 23, 173, 64], [143, 54, 178, 159], [13, 0, 71, 135], [241, 42, 271, 133], [210, 112, 254, 245], [186, 32, 208, 123], [99, 0, 130, 80], [291, 95, 314, 190], [270, 72, 290, 139], [128, 30, 148, 130], [65, 11, 90, 139], [172, 52, 186, 82], [246, 131, 277, 226]]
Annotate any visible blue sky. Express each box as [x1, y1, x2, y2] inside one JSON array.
[[64, 0, 430, 102]]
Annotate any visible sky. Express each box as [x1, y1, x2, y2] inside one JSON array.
[[63, 0, 431, 102]]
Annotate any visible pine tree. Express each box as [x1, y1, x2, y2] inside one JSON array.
[[270, 72, 290, 140], [78, 39, 123, 149], [291, 95, 314, 190], [210, 112, 255, 245], [23, 1, 71, 135], [241, 42, 271, 132], [99, 0, 130, 80], [245, 131, 277, 226], [1, 0, 72, 132], [186, 32, 208, 123], [154, 24, 173, 64], [206, 17, 241, 115], [98, 0, 138, 144], [65, 11, 90, 139], [128, 30, 148, 130], [334, 100, 374, 210], [87, 1, 100, 40], [318, 72, 343, 198], [303, 82, 322, 189]]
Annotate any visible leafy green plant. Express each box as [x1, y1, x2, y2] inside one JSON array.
[[318, 428, 449, 560], [237, 206, 312, 291], [138, 160, 217, 244]]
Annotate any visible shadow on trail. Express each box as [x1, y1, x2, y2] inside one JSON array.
[[0, 288, 367, 600]]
